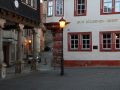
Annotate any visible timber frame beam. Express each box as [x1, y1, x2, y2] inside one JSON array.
[[0, 8, 38, 28]]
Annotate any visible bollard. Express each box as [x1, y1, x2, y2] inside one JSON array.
[[1, 63, 7, 79]]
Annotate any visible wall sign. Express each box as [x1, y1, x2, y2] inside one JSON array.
[[77, 19, 120, 24], [93, 46, 98, 49]]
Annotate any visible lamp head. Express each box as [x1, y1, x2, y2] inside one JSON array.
[[59, 17, 66, 28], [28, 40, 31, 44]]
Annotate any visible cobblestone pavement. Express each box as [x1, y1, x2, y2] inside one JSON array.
[[1, 67, 120, 90]]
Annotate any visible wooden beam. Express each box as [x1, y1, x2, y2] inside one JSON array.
[[0, 9, 38, 28]]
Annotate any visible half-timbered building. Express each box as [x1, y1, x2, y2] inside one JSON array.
[[0, 0, 40, 73]]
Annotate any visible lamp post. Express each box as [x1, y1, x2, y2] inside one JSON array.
[[59, 17, 66, 76]]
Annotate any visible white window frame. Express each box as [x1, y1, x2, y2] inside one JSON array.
[[115, 0, 120, 12], [81, 34, 90, 50], [55, 0, 64, 16], [47, 0, 53, 16], [75, 0, 86, 16], [102, 33, 112, 50], [70, 34, 79, 50], [115, 33, 120, 49], [103, 0, 112, 13]]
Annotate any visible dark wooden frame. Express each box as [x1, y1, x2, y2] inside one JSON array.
[[0, 0, 40, 27]]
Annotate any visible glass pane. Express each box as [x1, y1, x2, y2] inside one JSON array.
[[56, 0, 63, 15], [107, 34, 111, 38], [71, 35, 74, 39], [104, 0, 112, 2], [82, 10, 85, 13], [48, 1, 53, 16], [116, 44, 120, 48], [71, 40, 74, 44], [78, 5, 80, 9], [103, 34, 107, 38], [77, 0, 85, 14], [71, 45, 74, 48], [116, 34, 120, 38], [103, 44, 106, 48], [103, 0, 112, 13], [116, 40, 119, 43], [87, 45, 90, 48], [82, 5, 85, 9], [108, 44, 111, 48], [75, 45, 78, 48], [78, 10, 81, 14], [115, 3, 120, 12], [75, 40, 78, 44], [108, 40, 111, 43], [83, 45, 85, 48], [87, 40, 90, 44], [75, 35, 78, 39], [103, 40, 106, 44], [78, 0, 81, 4], [83, 40, 85, 44], [115, 0, 120, 12]]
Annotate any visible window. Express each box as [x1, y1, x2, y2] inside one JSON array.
[[68, 32, 92, 51], [28, 0, 31, 6], [103, 0, 112, 13], [47, 0, 53, 16], [55, 0, 64, 16], [81, 34, 91, 50], [21, 0, 37, 9], [22, 0, 26, 3], [115, 0, 120, 12], [101, 33, 112, 49], [101, 0, 120, 14], [74, 0, 87, 16], [70, 34, 79, 50], [115, 33, 120, 49], [100, 31, 120, 51]]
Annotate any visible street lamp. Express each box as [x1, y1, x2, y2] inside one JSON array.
[[28, 39, 32, 44], [59, 17, 66, 76]]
